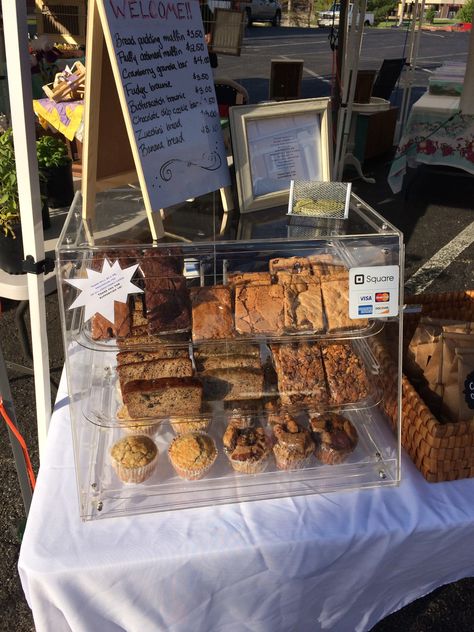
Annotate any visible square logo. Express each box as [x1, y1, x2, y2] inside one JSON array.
[[355, 274, 364, 285]]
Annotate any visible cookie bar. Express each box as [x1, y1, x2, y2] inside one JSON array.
[[320, 343, 370, 405], [271, 342, 328, 407]]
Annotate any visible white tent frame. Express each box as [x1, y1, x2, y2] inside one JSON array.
[[2, 0, 52, 460]]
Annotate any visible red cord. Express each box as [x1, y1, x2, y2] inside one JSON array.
[[0, 396, 36, 491]]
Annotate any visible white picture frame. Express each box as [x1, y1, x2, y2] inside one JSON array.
[[230, 98, 332, 213]]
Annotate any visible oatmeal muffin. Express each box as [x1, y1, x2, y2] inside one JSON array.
[[310, 413, 358, 464], [272, 414, 314, 470], [170, 415, 210, 435], [222, 422, 271, 474], [117, 403, 159, 437], [110, 435, 158, 484], [168, 432, 217, 480]]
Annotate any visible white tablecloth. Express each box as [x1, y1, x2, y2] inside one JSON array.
[[19, 374, 474, 632]]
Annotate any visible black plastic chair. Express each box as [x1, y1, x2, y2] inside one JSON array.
[[372, 58, 406, 100]]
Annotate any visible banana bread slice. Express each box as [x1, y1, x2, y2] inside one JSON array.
[[116, 357, 193, 388], [123, 377, 202, 418]]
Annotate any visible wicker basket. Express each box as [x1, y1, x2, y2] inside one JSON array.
[[398, 291, 474, 482]]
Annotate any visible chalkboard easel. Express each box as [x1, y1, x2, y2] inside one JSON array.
[[82, 0, 164, 240]]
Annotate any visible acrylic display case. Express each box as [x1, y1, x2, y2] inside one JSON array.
[[56, 188, 403, 521]]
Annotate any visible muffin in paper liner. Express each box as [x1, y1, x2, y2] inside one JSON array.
[[168, 431, 217, 480], [223, 422, 272, 475], [117, 404, 159, 437], [110, 435, 158, 484], [170, 415, 210, 436], [310, 412, 358, 465], [272, 413, 314, 470]]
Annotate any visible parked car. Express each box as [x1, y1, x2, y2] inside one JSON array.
[[318, 3, 374, 27], [239, 0, 282, 27]]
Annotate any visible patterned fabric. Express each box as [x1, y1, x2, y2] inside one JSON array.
[[33, 98, 84, 142], [388, 94, 474, 194]]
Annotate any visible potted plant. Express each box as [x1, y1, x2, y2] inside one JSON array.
[[0, 129, 49, 274], [36, 134, 74, 209]]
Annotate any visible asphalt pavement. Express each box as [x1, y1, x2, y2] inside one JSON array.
[[1, 24, 473, 632]]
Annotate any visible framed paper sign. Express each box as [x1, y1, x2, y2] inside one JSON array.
[[230, 98, 332, 213]]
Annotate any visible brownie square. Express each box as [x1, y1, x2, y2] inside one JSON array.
[[190, 285, 234, 341]]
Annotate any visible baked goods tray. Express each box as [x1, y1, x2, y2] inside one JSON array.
[[62, 239, 391, 353], [78, 405, 399, 520], [79, 338, 383, 428]]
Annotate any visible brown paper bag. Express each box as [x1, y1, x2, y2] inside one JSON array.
[[456, 348, 474, 421], [440, 332, 474, 421]]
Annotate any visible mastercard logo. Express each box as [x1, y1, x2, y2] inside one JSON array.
[[375, 292, 390, 302]]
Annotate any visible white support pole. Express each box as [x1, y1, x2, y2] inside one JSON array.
[[2, 0, 52, 460], [396, 0, 425, 143], [334, 0, 367, 180], [460, 10, 474, 115]]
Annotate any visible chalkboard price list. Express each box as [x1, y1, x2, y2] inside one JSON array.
[[187, 29, 203, 38], [186, 42, 204, 52], [193, 72, 210, 81], [193, 55, 209, 66], [103, 0, 230, 208]]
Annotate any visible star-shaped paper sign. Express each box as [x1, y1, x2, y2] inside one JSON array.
[[66, 259, 143, 323]]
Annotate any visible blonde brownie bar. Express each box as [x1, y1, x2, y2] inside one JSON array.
[[278, 273, 324, 333], [320, 272, 368, 332]]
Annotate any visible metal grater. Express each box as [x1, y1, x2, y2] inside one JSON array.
[[287, 180, 351, 237]]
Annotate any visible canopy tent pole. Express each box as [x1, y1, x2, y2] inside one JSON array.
[[2, 0, 52, 460], [395, 0, 425, 144], [334, 0, 368, 180]]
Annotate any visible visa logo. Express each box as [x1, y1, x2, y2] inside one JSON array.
[[360, 295, 372, 302]]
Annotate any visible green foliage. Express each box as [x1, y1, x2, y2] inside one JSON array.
[[425, 7, 436, 23], [36, 135, 71, 169], [0, 129, 20, 238], [0, 129, 55, 238], [367, 0, 397, 24], [457, 0, 474, 23]]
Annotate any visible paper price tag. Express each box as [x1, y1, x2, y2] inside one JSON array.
[[66, 259, 143, 322], [349, 265, 399, 319]]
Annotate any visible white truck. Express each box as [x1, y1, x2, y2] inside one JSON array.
[[318, 3, 375, 28], [209, 0, 282, 27]]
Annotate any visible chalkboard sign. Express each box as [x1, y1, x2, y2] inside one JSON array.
[[92, 0, 230, 214]]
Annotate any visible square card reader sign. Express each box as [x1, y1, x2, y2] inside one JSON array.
[[349, 266, 399, 319], [102, 0, 230, 208]]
